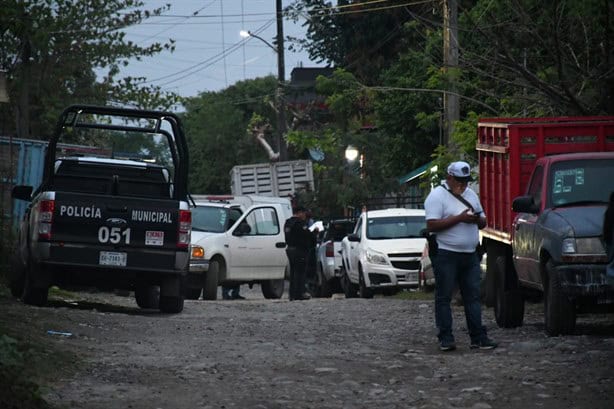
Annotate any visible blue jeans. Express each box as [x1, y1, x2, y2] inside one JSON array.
[[433, 249, 487, 344]]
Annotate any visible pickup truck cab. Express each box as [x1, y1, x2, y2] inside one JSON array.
[[10, 105, 191, 313], [187, 195, 291, 300], [340, 209, 426, 298]]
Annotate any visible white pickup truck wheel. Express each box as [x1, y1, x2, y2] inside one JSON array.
[[203, 260, 219, 300], [262, 279, 284, 299]]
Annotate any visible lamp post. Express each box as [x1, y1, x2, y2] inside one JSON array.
[[344, 145, 359, 162], [240, 11, 287, 160]]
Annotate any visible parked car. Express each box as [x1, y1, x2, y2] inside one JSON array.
[[340, 208, 426, 298], [310, 219, 355, 297]]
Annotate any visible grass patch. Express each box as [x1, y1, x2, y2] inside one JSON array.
[[393, 289, 435, 301]]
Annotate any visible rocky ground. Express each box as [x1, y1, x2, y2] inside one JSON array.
[[1, 285, 613, 409]]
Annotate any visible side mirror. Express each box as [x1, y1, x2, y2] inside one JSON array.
[[347, 233, 360, 242], [12, 185, 33, 201], [512, 195, 539, 214], [233, 222, 251, 236]]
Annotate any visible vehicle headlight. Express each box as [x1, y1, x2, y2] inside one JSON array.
[[365, 248, 388, 265], [562, 237, 605, 255], [190, 245, 205, 259]]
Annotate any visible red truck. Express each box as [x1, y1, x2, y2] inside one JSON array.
[[478, 116, 614, 335]]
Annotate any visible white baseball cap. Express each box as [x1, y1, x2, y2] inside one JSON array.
[[447, 161, 473, 181]]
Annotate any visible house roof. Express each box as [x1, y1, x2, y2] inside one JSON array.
[[397, 162, 432, 185]]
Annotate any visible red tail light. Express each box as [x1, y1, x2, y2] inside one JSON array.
[[38, 200, 55, 240], [325, 241, 334, 257], [177, 210, 191, 248]]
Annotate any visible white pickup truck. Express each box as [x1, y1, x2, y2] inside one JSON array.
[[187, 195, 292, 300]]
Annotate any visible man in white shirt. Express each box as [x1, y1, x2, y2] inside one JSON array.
[[424, 161, 497, 351]]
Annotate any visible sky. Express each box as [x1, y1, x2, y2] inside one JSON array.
[[118, 0, 322, 98]]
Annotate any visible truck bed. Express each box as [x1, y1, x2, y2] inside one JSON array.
[[476, 116, 614, 242]]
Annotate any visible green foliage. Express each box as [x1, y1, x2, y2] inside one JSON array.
[[0, 0, 179, 139], [183, 77, 278, 194]]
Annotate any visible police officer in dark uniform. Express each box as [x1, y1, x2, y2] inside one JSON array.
[[284, 206, 317, 301]]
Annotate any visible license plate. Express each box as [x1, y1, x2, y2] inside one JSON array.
[[405, 272, 418, 282], [99, 251, 127, 266]]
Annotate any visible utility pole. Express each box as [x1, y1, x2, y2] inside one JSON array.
[[442, 0, 459, 146], [276, 0, 288, 161]]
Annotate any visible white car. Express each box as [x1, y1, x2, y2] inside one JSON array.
[[187, 195, 291, 300], [311, 219, 355, 297], [340, 208, 426, 298]]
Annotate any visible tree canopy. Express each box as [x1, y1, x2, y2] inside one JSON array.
[[0, 0, 179, 139]]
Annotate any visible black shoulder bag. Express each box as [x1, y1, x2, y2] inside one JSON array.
[[444, 187, 486, 257]]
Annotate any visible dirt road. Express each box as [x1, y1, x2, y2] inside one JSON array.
[[2, 286, 613, 409]]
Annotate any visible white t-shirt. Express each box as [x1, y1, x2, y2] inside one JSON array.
[[424, 182, 485, 253]]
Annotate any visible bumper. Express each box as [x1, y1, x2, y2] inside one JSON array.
[[189, 259, 209, 273], [363, 263, 419, 288], [43, 243, 189, 274], [555, 263, 614, 298]]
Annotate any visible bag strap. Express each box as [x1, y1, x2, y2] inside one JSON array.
[[444, 186, 475, 212]]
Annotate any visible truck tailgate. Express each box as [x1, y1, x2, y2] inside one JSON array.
[[49, 192, 184, 271]]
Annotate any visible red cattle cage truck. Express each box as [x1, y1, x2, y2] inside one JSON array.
[[477, 116, 614, 336]]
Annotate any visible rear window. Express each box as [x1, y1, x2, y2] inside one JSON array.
[[324, 221, 355, 242], [52, 159, 172, 199]]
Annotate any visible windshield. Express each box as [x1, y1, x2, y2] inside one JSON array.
[[548, 159, 614, 208], [366, 215, 426, 239], [191, 206, 242, 233]]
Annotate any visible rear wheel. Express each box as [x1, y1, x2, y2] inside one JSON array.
[[159, 277, 184, 313], [159, 296, 184, 313], [493, 255, 524, 328], [135, 285, 160, 309], [358, 267, 374, 299], [22, 261, 48, 306], [9, 254, 25, 298], [262, 279, 285, 299], [316, 263, 332, 298], [544, 260, 576, 336], [202, 260, 219, 300]]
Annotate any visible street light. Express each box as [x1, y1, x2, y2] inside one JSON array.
[[239, 30, 276, 52], [345, 145, 359, 162], [240, 21, 287, 161]]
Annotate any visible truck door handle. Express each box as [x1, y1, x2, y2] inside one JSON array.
[[276, 242, 287, 248]]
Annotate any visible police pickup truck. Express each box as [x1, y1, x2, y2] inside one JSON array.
[[10, 105, 191, 313]]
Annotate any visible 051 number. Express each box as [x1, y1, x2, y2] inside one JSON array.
[[98, 226, 131, 244]]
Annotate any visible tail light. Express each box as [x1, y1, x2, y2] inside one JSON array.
[[177, 209, 191, 248], [325, 241, 334, 257], [38, 200, 55, 240]]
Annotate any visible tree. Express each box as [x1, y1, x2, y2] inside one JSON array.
[[0, 0, 179, 140], [457, 0, 614, 116], [182, 77, 279, 194]]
